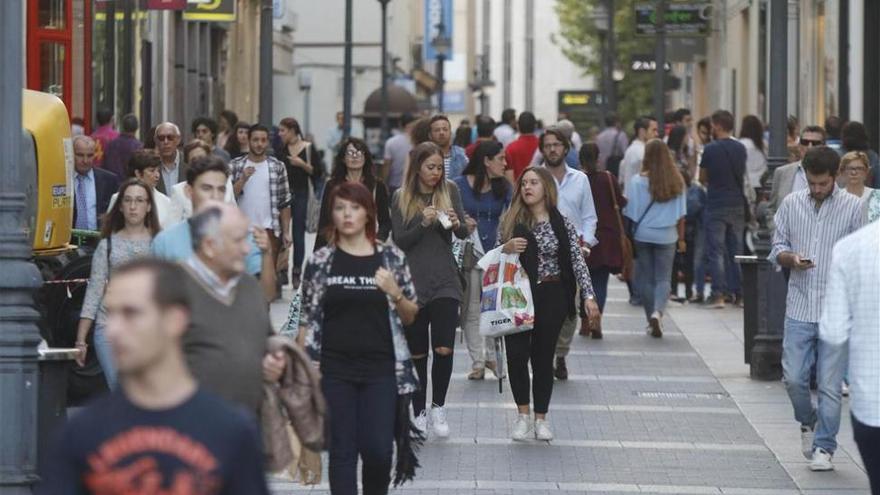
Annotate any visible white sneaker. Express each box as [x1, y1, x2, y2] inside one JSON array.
[[534, 419, 553, 441], [413, 410, 428, 435], [809, 448, 834, 471], [842, 382, 850, 397], [431, 406, 450, 438], [800, 425, 815, 460], [511, 414, 533, 441]]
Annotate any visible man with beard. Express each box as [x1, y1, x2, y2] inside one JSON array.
[[537, 128, 599, 381]]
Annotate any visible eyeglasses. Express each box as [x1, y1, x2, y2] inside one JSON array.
[[800, 138, 823, 147], [846, 165, 868, 173], [156, 134, 178, 142], [346, 149, 365, 158], [122, 197, 148, 206]]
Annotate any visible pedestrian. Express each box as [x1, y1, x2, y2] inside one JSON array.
[[581, 143, 627, 338], [465, 115, 496, 159], [547, 119, 580, 169], [169, 139, 236, 219], [454, 140, 511, 380], [181, 202, 287, 414], [596, 112, 629, 174], [624, 140, 687, 337], [504, 111, 540, 181], [767, 126, 826, 222], [494, 108, 518, 147], [315, 137, 392, 251], [153, 156, 277, 301], [70, 116, 85, 137], [91, 107, 119, 169], [739, 115, 768, 195], [154, 122, 185, 195], [535, 128, 598, 381], [839, 151, 874, 201], [429, 115, 469, 180], [382, 113, 416, 197], [499, 166, 598, 441], [666, 125, 691, 172], [390, 141, 470, 438], [105, 150, 180, 228], [298, 182, 421, 495], [75, 178, 160, 389], [683, 170, 708, 303], [327, 111, 345, 157], [192, 116, 232, 163], [72, 135, 120, 232], [770, 145, 863, 472], [217, 109, 239, 150], [454, 120, 473, 149], [619, 116, 658, 192], [231, 123, 292, 293], [670, 108, 698, 172], [699, 110, 747, 308], [41, 259, 271, 495], [824, 115, 843, 155], [696, 116, 712, 164], [102, 113, 143, 179], [224, 121, 251, 160], [841, 121, 880, 188], [819, 220, 880, 489], [277, 117, 324, 288]]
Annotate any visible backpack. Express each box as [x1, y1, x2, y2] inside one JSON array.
[[606, 129, 625, 177]]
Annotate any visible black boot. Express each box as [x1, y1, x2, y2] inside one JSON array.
[[554, 357, 568, 381]]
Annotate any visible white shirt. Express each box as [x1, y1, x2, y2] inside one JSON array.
[[160, 151, 182, 191], [819, 221, 880, 427], [541, 164, 598, 246], [238, 159, 273, 229], [619, 140, 646, 192], [107, 189, 180, 229], [792, 162, 809, 194], [170, 178, 237, 220], [494, 124, 517, 148], [739, 137, 768, 187]]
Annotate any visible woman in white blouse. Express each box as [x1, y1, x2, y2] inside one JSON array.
[[738, 115, 767, 196]]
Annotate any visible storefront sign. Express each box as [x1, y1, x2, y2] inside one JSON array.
[[630, 55, 672, 72], [183, 0, 236, 22], [557, 90, 603, 134], [146, 0, 186, 9], [423, 0, 453, 61], [635, 3, 712, 37]]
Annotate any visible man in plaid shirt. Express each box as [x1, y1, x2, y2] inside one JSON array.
[[231, 124, 292, 289]]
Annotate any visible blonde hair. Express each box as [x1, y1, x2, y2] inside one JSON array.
[[641, 139, 684, 202], [499, 166, 558, 242], [396, 142, 452, 222], [840, 151, 869, 172]]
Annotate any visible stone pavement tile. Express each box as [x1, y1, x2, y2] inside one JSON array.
[[783, 460, 872, 491]]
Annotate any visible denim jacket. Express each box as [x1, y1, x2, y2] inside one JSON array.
[[300, 243, 419, 395]]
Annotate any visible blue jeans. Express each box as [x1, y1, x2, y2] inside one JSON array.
[[705, 206, 744, 297], [634, 241, 677, 321], [291, 190, 309, 271], [586, 266, 611, 313], [93, 323, 117, 389], [322, 373, 397, 495], [782, 317, 846, 454]]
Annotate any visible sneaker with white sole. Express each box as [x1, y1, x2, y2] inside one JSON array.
[[511, 414, 533, 441], [431, 406, 450, 438], [809, 448, 834, 471], [413, 410, 428, 436], [534, 419, 553, 441], [800, 425, 815, 459]]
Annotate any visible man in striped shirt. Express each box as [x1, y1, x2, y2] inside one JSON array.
[[770, 146, 864, 472]]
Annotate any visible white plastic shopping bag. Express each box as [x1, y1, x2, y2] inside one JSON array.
[[477, 247, 535, 338]]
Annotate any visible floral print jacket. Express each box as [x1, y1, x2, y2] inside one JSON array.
[[299, 243, 419, 395]]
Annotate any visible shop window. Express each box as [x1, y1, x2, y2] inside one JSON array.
[[39, 42, 66, 98], [38, 0, 66, 29]]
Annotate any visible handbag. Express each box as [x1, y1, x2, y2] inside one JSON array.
[[606, 171, 634, 281], [304, 144, 323, 234]]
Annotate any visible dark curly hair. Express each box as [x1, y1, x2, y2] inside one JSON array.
[[330, 137, 377, 192]]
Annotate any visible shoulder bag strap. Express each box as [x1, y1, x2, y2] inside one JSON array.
[[634, 199, 656, 235], [606, 172, 626, 233]]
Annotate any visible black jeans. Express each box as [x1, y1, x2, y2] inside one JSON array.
[[505, 282, 567, 414], [853, 414, 880, 495], [405, 298, 459, 415], [322, 373, 397, 495]]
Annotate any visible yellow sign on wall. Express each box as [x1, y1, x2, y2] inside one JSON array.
[[183, 0, 236, 22]]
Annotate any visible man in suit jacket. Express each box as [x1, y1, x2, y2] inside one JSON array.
[[154, 122, 189, 195], [767, 126, 827, 224], [73, 135, 120, 231]]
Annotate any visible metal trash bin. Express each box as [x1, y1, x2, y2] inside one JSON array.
[[735, 255, 786, 380], [37, 348, 78, 478]]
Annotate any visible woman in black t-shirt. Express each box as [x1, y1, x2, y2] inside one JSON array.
[[298, 182, 420, 495], [314, 137, 392, 251]]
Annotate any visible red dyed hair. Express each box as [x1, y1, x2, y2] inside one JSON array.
[[322, 181, 378, 246]]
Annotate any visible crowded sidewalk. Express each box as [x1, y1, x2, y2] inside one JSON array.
[[268, 274, 866, 494]]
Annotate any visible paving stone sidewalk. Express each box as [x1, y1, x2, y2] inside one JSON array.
[[268, 280, 867, 494]]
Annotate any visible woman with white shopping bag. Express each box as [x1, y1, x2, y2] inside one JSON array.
[[497, 166, 600, 441], [454, 141, 512, 380]]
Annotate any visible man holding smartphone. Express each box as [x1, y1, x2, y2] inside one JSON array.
[[770, 146, 864, 472]]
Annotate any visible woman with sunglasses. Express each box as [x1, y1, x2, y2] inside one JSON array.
[[74, 178, 161, 389], [314, 137, 392, 251]]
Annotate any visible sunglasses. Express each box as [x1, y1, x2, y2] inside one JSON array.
[[156, 134, 178, 142], [799, 139, 823, 147], [346, 149, 365, 158]]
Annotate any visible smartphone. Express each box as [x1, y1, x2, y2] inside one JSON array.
[[800, 258, 813, 265]]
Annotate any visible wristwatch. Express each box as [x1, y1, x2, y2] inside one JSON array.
[[392, 292, 404, 303]]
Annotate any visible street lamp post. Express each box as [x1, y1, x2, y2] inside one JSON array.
[[379, 0, 391, 144], [259, 0, 273, 125], [591, 3, 611, 119], [299, 71, 312, 136], [342, 0, 353, 138], [0, 1, 43, 494], [653, 0, 666, 134], [605, 0, 616, 113], [432, 22, 451, 113]]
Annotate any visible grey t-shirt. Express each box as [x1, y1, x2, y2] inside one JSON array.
[[391, 181, 470, 304], [384, 132, 412, 189]]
